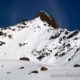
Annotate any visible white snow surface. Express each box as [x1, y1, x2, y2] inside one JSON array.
[[0, 17, 80, 66], [0, 60, 80, 80], [0, 16, 80, 80]]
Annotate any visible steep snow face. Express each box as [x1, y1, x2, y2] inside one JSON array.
[[0, 17, 80, 65]]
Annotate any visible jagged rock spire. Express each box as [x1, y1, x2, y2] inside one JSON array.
[[35, 11, 59, 28]]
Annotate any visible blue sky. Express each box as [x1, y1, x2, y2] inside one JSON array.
[[0, 0, 80, 30]]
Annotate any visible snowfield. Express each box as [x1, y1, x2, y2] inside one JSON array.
[[0, 11, 80, 80], [0, 60, 80, 80]]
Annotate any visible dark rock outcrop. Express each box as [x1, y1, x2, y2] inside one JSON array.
[[74, 64, 80, 67], [29, 70, 39, 74], [19, 66, 24, 69], [35, 11, 59, 28], [0, 41, 5, 46], [40, 66, 48, 71], [67, 30, 79, 39], [19, 57, 30, 61]]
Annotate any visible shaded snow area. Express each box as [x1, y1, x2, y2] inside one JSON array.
[[0, 60, 80, 80], [0, 12, 80, 80]]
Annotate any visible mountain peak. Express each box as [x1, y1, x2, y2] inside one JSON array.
[[35, 11, 59, 28]]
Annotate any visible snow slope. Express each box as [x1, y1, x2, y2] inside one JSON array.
[[0, 60, 80, 80], [0, 11, 80, 66]]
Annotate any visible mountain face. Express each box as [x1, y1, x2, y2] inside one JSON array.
[[0, 11, 80, 66]]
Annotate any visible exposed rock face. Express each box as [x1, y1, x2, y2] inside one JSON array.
[[74, 64, 80, 67], [35, 11, 59, 28], [40, 67, 48, 71], [29, 70, 39, 74], [67, 30, 79, 39], [19, 57, 30, 61]]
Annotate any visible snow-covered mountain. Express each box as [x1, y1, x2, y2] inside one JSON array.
[[0, 11, 80, 66]]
